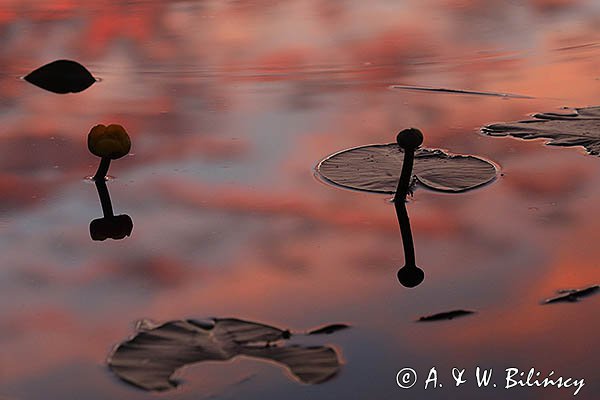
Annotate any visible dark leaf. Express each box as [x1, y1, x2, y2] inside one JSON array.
[[317, 144, 497, 193], [543, 285, 599, 304], [417, 310, 475, 322], [108, 318, 341, 391], [308, 323, 350, 335], [482, 106, 600, 155], [24, 59, 96, 94]]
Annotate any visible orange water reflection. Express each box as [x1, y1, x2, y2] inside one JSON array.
[[0, 0, 598, 399]]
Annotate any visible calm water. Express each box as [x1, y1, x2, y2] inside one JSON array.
[[0, 1, 598, 399]]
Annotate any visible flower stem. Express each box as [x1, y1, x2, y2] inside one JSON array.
[[93, 157, 111, 181]]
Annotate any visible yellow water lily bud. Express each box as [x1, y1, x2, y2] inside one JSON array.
[[88, 124, 131, 159]]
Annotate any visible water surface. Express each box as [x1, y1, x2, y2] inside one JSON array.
[[0, 1, 598, 399]]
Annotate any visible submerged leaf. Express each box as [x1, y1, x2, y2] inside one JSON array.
[[108, 318, 341, 391], [24, 59, 96, 93], [542, 284, 599, 304], [317, 144, 497, 194], [417, 310, 475, 322], [482, 106, 600, 155]]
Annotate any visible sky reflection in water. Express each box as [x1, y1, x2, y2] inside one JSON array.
[[0, 0, 599, 399]]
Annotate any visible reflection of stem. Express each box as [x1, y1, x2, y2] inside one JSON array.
[[95, 179, 114, 218], [394, 199, 415, 267], [93, 158, 111, 181], [393, 148, 416, 266]]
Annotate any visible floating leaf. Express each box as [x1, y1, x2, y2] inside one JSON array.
[[417, 310, 475, 322], [542, 284, 599, 304], [482, 106, 600, 155], [317, 144, 497, 194], [390, 85, 533, 99], [108, 318, 342, 391], [308, 323, 351, 335], [24, 59, 96, 93], [240, 345, 340, 384]]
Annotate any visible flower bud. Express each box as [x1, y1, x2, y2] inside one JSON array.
[[396, 128, 424, 150], [88, 124, 131, 159]]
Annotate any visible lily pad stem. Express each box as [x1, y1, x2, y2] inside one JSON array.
[[394, 148, 414, 203]]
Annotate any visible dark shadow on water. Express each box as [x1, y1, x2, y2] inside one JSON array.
[[108, 317, 350, 392], [89, 178, 133, 241]]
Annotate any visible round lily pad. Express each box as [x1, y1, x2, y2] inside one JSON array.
[[316, 143, 498, 194]]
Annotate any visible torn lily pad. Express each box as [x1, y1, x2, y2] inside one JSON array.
[[24, 59, 96, 94], [317, 144, 497, 194], [482, 106, 600, 155], [108, 318, 346, 391]]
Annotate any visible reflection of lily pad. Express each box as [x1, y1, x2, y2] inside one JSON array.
[[482, 106, 600, 155], [108, 318, 343, 391], [317, 144, 497, 194], [24, 59, 96, 94]]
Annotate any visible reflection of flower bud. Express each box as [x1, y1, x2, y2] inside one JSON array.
[[90, 214, 133, 241], [88, 124, 131, 159], [396, 128, 423, 150], [397, 265, 424, 288]]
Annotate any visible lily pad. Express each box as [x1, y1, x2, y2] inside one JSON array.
[[482, 106, 600, 155], [24, 59, 96, 93], [108, 318, 343, 391], [316, 144, 497, 194]]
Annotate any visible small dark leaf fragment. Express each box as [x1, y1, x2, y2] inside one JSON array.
[[308, 323, 351, 335], [417, 310, 475, 322], [543, 285, 599, 304], [24, 59, 96, 94]]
